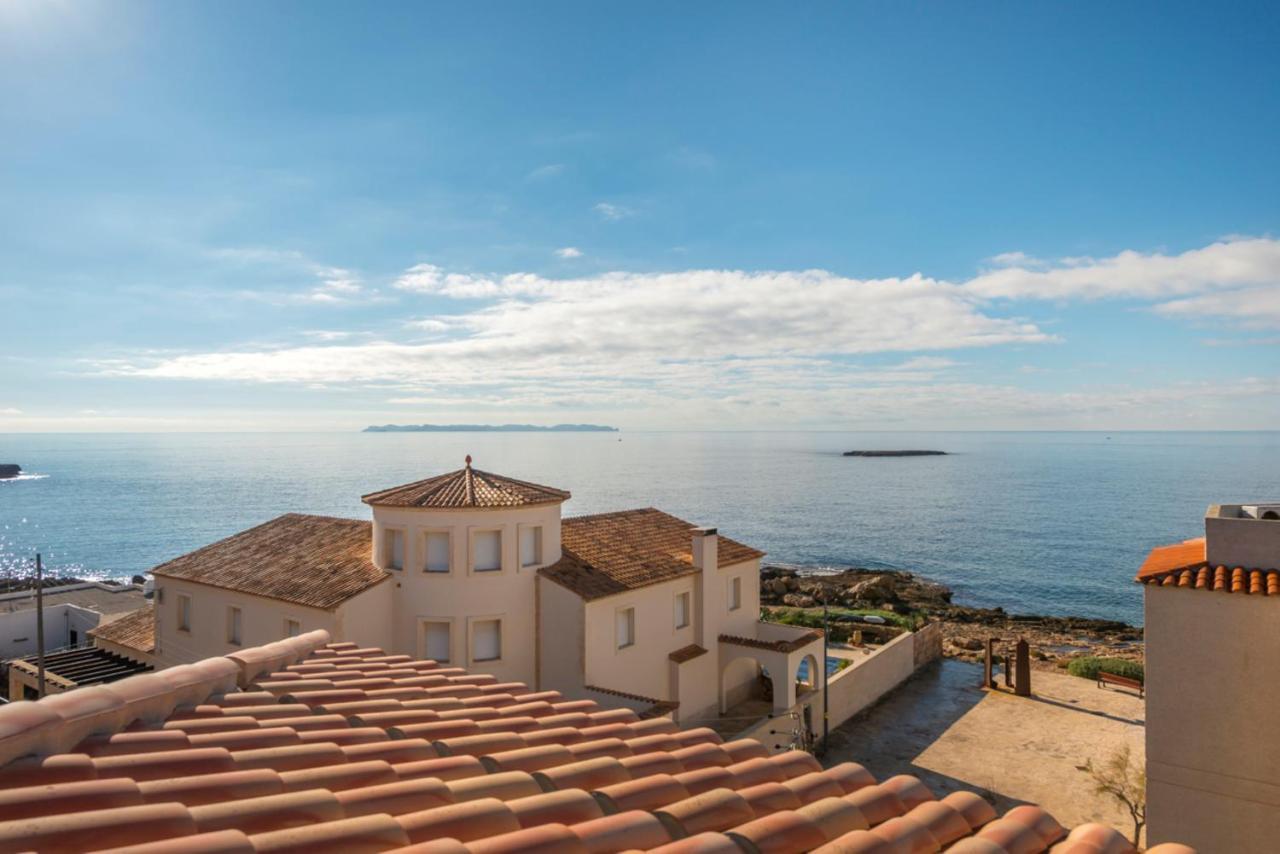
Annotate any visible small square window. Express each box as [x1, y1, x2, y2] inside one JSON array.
[[385, 529, 405, 571], [520, 526, 542, 568], [473, 619, 502, 662], [473, 530, 501, 572], [675, 591, 691, 629], [616, 607, 636, 649], [284, 618, 301, 638], [227, 606, 243, 646], [729, 577, 742, 611], [424, 531, 450, 573], [424, 621, 451, 663], [177, 594, 191, 632]]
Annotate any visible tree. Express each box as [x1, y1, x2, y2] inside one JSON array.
[[1082, 744, 1146, 846]]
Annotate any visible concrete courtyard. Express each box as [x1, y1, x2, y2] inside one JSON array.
[[823, 658, 1146, 842]]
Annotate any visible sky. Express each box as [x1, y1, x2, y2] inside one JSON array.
[[1, 1, 1278, 432]]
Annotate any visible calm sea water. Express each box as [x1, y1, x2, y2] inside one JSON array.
[[2, 431, 1277, 625]]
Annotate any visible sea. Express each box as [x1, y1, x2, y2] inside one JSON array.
[[2, 431, 1278, 626]]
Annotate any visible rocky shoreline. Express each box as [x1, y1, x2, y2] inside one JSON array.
[[761, 565, 1144, 673]]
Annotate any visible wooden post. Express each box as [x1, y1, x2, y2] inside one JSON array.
[[1003, 654, 1012, 688], [1015, 638, 1031, 697], [983, 639, 994, 689], [35, 553, 46, 699]]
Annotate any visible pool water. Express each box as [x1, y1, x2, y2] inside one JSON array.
[[795, 657, 844, 681]]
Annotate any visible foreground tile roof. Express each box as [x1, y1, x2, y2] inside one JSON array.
[[1136, 537, 1280, 595], [0, 631, 1193, 853], [89, 604, 157, 655], [541, 509, 766, 600], [150, 514, 390, 610], [362, 458, 571, 509]]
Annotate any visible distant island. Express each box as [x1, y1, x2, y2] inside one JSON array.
[[364, 424, 619, 433], [843, 450, 947, 457]]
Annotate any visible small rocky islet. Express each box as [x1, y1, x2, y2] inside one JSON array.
[[842, 450, 948, 457], [759, 565, 1144, 673]]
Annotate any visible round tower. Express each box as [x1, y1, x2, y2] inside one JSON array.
[[361, 457, 570, 684]]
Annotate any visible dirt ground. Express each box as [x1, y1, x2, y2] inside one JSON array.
[[822, 658, 1146, 845]]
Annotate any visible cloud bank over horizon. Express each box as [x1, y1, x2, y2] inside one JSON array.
[[58, 236, 1278, 431]]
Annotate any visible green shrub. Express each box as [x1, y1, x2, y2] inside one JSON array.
[[1067, 657, 1144, 684]]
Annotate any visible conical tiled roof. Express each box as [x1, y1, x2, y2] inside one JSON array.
[[361, 456, 571, 509]]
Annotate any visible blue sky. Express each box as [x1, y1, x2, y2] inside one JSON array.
[[2, 1, 1278, 430]]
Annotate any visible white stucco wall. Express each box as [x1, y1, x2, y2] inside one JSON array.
[[0, 603, 103, 660], [1145, 587, 1280, 851], [536, 576, 584, 693], [373, 502, 562, 685], [152, 576, 345, 667], [581, 575, 698, 702]]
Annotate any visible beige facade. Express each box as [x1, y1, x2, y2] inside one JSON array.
[[371, 502, 561, 686], [151, 575, 392, 667], [1145, 587, 1280, 850], [1142, 504, 1280, 852]]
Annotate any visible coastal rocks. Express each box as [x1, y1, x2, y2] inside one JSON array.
[[0, 464, 20, 479], [782, 593, 816, 608], [950, 637, 985, 651], [849, 575, 895, 604], [842, 450, 947, 457]]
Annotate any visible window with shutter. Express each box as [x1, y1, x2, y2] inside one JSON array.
[[424, 621, 451, 663], [616, 607, 635, 648], [473, 531, 501, 572], [675, 592, 690, 629], [227, 607, 242, 645], [519, 526, 542, 567], [473, 619, 501, 662], [425, 532, 450, 573], [386, 529, 405, 570]]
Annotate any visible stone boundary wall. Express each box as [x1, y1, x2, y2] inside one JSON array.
[[734, 623, 942, 752], [912, 620, 943, 669]]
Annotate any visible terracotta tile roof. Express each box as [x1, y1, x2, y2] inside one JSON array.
[[720, 631, 824, 654], [88, 604, 156, 654], [149, 514, 389, 610], [1136, 537, 1280, 596], [668, 645, 708, 664], [540, 509, 766, 601], [0, 632, 1192, 853], [362, 459, 570, 509]]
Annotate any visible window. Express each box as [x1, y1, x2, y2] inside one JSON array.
[[616, 607, 636, 649], [473, 619, 501, 662], [675, 591, 691, 629], [424, 531, 450, 573], [227, 606, 243, 646], [519, 525, 542, 568], [729, 577, 742, 611], [473, 530, 501, 572], [284, 619, 301, 638], [177, 594, 191, 632], [385, 529, 405, 571], [423, 621, 451, 663]]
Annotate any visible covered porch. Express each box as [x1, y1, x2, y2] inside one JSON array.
[[717, 621, 825, 716]]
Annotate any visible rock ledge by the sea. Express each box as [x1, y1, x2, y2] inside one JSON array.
[[0, 464, 21, 479], [842, 450, 947, 457]]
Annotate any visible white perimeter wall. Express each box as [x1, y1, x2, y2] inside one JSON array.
[[1145, 587, 1280, 851], [0, 603, 103, 660]]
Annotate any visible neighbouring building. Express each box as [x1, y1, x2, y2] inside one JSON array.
[[111, 458, 824, 725], [0, 581, 146, 660], [1137, 502, 1280, 851]]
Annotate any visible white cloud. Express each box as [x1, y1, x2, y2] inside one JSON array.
[[0, 408, 21, 416], [1153, 285, 1280, 329], [593, 202, 633, 221], [555, 247, 583, 259], [986, 251, 1043, 268], [303, 330, 353, 342], [212, 247, 365, 304]]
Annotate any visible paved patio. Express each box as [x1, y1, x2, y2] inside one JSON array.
[[822, 658, 1146, 842]]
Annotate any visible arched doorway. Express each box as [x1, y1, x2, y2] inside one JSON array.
[[796, 652, 821, 694]]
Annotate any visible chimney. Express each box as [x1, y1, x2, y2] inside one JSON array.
[[691, 527, 718, 647], [691, 527, 718, 571]]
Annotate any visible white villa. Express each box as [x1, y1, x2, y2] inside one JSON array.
[[95, 458, 825, 725]]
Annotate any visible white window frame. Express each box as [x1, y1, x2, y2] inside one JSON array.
[[176, 594, 191, 633], [674, 590, 691, 629], [729, 576, 742, 611], [470, 528, 504, 574], [518, 524, 543, 569], [616, 606, 636, 650], [421, 529, 452, 574], [384, 527, 406, 571], [420, 617, 453, 664], [469, 616, 503, 664], [227, 606, 243, 646], [284, 618, 301, 638]]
